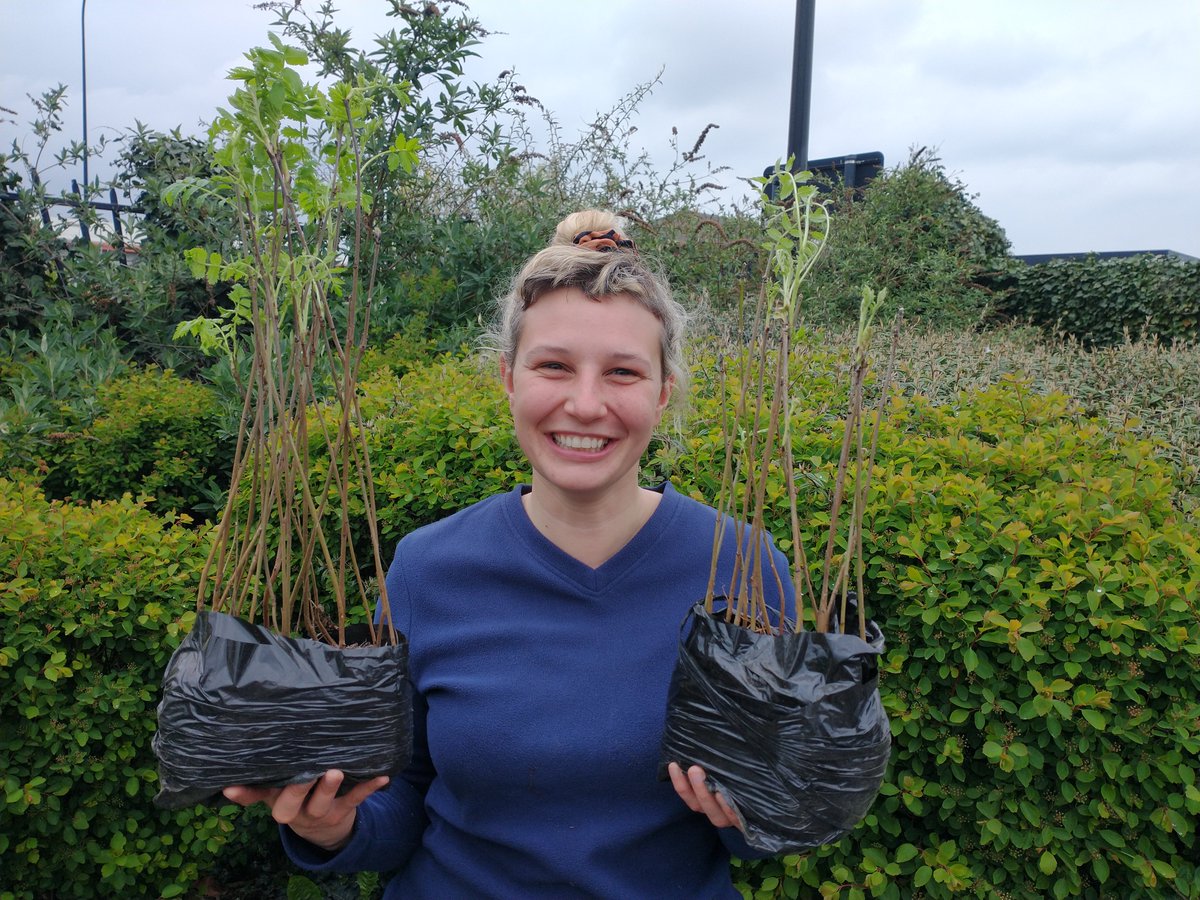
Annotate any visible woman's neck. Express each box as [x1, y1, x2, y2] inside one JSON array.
[[522, 479, 662, 569]]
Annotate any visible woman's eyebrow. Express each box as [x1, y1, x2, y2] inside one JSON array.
[[523, 345, 652, 365]]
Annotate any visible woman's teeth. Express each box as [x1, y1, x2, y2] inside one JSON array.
[[554, 434, 609, 451]]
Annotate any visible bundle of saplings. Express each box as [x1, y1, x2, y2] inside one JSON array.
[[661, 165, 894, 853], [152, 36, 417, 808]]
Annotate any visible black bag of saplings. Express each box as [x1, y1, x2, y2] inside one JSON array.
[[660, 600, 891, 854], [153, 611, 411, 809]]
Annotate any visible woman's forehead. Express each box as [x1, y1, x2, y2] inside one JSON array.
[[518, 289, 663, 357]]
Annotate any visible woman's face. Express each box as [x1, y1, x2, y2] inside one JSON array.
[[502, 286, 673, 505]]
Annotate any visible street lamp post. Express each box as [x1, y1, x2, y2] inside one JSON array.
[[786, 0, 816, 171], [81, 0, 89, 198]]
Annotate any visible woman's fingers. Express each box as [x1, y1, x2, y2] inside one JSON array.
[[667, 761, 701, 813], [292, 771, 342, 821], [667, 762, 743, 832], [220, 770, 388, 852], [712, 788, 740, 826], [221, 783, 283, 808], [340, 774, 390, 808]]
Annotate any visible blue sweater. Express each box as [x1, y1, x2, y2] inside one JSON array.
[[283, 483, 791, 898]]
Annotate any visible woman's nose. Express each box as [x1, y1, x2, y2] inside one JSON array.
[[564, 376, 606, 420]]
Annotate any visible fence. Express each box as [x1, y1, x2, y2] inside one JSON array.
[[0, 175, 144, 267]]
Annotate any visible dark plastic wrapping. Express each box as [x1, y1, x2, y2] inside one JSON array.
[[153, 611, 412, 810], [660, 601, 891, 854]]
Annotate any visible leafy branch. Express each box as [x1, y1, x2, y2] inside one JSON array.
[[167, 34, 417, 645], [707, 161, 902, 636]]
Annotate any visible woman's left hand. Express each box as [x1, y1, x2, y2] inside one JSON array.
[[667, 762, 743, 832]]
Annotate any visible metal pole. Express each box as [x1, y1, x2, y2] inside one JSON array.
[[81, 0, 89, 198], [786, 0, 816, 172]]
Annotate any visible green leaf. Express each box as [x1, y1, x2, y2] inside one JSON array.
[[1081, 709, 1107, 730], [894, 843, 918, 864], [286, 875, 324, 900], [1039, 851, 1057, 875]]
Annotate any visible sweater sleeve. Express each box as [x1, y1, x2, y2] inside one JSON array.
[[281, 689, 435, 873], [718, 826, 776, 862]]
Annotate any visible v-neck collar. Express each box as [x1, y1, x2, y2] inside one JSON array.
[[502, 483, 679, 594]]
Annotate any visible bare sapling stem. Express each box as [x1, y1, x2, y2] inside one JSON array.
[[716, 161, 902, 639], [174, 42, 416, 645], [817, 364, 864, 633]]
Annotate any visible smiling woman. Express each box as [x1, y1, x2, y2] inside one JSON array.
[[502, 287, 673, 565], [222, 210, 795, 898]]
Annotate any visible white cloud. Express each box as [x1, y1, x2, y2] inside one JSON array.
[[2, 0, 1197, 256]]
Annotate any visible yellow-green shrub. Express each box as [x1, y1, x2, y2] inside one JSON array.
[[344, 350, 1200, 896], [0, 479, 260, 898], [31, 345, 1188, 898], [651, 349, 1200, 899], [64, 367, 231, 519], [367, 357, 523, 546]]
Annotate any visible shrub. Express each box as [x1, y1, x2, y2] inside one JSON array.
[[322, 349, 1200, 899], [302, 357, 521, 561], [4, 342, 1197, 897], [368, 356, 523, 547], [0, 479, 269, 899], [0, 305, 129, 496], [885, 324, 1200, 515], [803, 147, 1010, 329], [63, 366, 232, 519], [322, 350, 1200, 898], [994, 253, 1200, 348], [652, 348, 1199, 899]]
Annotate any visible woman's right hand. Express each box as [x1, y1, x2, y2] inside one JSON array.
[[222, 769, 388, 852]]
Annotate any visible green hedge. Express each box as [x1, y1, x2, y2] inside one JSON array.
[[350, 350, 1200, 897], [3, 347, 1197, 898], [996, 254, 1200, 348], [0, 479, 267, 899], [656, 355, 1200, 899], [63, 367, 232, 519]]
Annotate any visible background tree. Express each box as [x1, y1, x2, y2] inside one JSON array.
[[805, 147, 1011, 329]]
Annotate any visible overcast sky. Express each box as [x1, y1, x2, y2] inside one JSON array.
[[3, 0, 1198, 258]]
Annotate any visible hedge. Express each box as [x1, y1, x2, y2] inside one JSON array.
[[62, 366, 232, 520], [657, 354, 1200, 898], [2, 346, 1197, 898], [995, 254, 1200, 348], [0, 480, 269, 899], [351, 349, 1200, 897]]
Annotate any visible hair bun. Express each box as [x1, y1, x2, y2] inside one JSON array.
[[552, 210, 626, 247]]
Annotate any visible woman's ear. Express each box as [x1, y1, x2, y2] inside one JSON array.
[[499, 355, 515, 399], [657, 374, 675, 416]]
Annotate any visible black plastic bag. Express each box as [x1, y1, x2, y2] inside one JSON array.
[[153, 611, 412, 809], [659, 601, 891, 854]]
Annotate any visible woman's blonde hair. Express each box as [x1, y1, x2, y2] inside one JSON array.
[[491, 210, 689, 407]]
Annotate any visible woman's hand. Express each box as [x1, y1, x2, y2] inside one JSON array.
[[222, 769, 388, 852], [667, 762, 743, 832]]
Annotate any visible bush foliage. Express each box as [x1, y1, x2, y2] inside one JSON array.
[[664, 348, 1198, 899], [995, 253, 1200, 348], [62, 366, 231, 518], [0, 479, 270, 899], [2, 343, 1198, 898], [359, 349, 1199, 899], [802, 148, 1011, 329]]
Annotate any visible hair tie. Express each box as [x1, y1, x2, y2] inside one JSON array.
[[572, 228, 636, 252]]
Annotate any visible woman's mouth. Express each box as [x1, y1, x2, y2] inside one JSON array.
[[553, 434, 610, 452]]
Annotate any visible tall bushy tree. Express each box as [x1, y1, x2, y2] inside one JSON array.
[[805, 147, 1010, 329], [260, 1, 758, 343]]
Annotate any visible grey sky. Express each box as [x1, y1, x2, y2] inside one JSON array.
[[3, 0, 1198, 257]]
